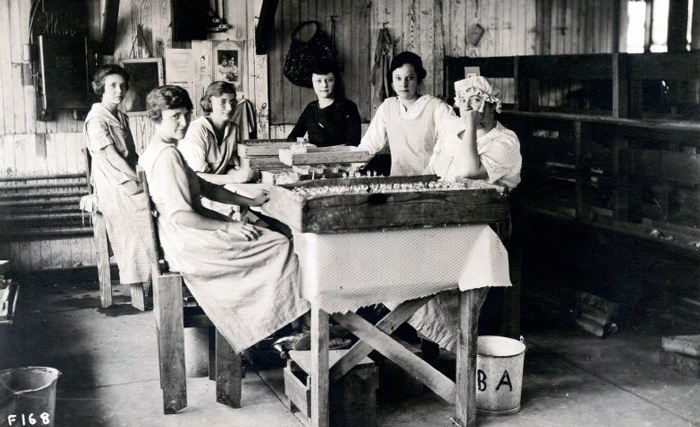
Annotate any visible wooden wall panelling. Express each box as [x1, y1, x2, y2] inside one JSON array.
[[250, 0, 270, 138], [9, 0, 26, 135], [448, 0, 466, 56], [19, 0, 35, 135], [418, 0, 435, 96], [0, 0, 15, 134]]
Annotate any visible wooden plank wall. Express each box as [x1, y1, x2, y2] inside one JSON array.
[[1, 0, 622, 271], [0, 0, 268, 271], [266, 0, 617, 135], [267, 0, 372, 139]]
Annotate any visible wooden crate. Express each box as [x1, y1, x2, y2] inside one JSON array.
[[261, 175, 510, 233], [278, 146, 371, 166], [284, 350, 377, 427]]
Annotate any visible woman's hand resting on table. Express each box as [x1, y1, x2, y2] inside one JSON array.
[[249, 190, 270, 207], [226, 165, 257, 183], [225, 221, 262, 241]]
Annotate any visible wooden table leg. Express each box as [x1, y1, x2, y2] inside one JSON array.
[[455, 288, 489, 427], [310, 305, 329, 427]]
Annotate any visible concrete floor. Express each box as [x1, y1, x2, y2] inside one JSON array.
[[0, 271, 699, 427]]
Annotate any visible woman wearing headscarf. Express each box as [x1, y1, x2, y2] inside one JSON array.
[[359, 51, 456, 176], [84, 64, 155, 305], [426, 76, 521, 188]]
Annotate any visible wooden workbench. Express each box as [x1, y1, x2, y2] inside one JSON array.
[[258, 176, 511, 427]]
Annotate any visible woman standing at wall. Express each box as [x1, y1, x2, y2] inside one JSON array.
[[84, 64, 155, 308]]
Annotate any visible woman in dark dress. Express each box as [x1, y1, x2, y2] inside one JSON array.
[[287, 64, 361, 147]]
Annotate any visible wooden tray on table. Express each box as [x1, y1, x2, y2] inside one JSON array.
[[278, 146, 371, 166], [261, 175, 510, 233], [239, 139, 316, 171]]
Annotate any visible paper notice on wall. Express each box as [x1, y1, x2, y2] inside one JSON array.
[[165, 48, 193, 84]]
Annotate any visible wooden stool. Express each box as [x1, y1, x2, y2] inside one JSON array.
[[82, 148, 147, 310], [284, 350, 378, 427]]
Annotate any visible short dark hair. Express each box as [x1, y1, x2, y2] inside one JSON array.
[[200, 81, 237, 113], [146, 85, 193, 123], [388, 51, 427, 83], [91, 64, 130, 95], [310, 62, 338, 78], [310, 63, 344, 98]]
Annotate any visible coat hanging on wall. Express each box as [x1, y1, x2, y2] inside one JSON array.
[[370, 27, 393, 109], [283, 21, 336, 88]]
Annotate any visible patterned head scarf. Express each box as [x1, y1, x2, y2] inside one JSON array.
[[454, 76, 502, 113]]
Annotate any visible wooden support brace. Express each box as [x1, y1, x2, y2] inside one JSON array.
[[332, 311, 456, 403], [153, 271, 187, 414], [330, 295, 431, 382], [215, 329, 242, 408]]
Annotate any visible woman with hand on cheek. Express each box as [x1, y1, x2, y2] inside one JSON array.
[[139, 85, 309, 352], [425, 76, 521, 188]]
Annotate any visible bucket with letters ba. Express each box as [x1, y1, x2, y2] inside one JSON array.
[[475, 335, 526, 415]]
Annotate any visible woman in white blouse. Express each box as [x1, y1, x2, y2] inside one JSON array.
[[359, 51, 456, 176]]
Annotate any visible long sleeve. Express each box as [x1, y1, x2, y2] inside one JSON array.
[[344, 101, 362, 146], [359, 100, 389, 155], [287, 104, 312, 141]]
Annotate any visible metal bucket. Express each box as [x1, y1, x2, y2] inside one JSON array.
[[0, 367, 61, 426], [476, 336, 526, 415]]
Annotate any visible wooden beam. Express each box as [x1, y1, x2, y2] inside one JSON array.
[[153, 271, 187, 414], [92, 212, 112, 308], [330, 295, 431, 381], [332, 311, 456, 403], [310, 305, 330, 427]]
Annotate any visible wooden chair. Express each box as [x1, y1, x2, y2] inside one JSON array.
[[81, 148, 147, 310], [136, 166, 243, 414]]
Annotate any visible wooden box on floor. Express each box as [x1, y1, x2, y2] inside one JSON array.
[[284, 350, 378, 427]]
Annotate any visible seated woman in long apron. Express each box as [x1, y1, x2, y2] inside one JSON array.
[[287, 63, 362, 147], [358, 51, 456, 176], [412, 76, 522, 354], [138, 85, 309, 352], [84, 64, 156, 307]]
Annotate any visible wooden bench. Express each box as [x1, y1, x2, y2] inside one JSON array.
[[137, 167, 243, 414]]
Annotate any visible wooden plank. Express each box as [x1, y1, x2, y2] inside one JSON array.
[[8, 0, 26, 134], [332, 310, 456, 403], [330, 295, 431, 382], [215, 329, 242, 408], [153, 271, 187, 414], [662, 335, 700, 358], [278, 146, 371, 166], [454, 288, 488, 427], [251, 0, 270, 138], [310, 305, 329, 427]]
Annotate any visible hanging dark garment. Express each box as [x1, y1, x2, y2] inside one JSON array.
[[370, 28, 394, 109]]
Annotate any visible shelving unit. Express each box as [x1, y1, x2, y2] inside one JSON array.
[[445, 52, 700, 256]]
